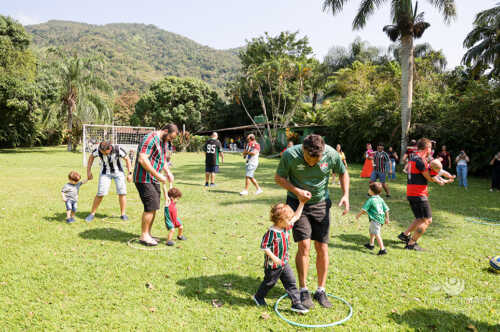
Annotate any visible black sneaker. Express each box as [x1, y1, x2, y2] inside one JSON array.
[[252, 295, 267, 306], [377, 249, 387, 255], [313, 290, 332, 308], [364, 243, 375, 250], [291, 302, 309, 313], [405, 243, 425, 251], [398, 232, 410, 243], [177, 235, 187, 241], [300, 290, 314, 309], [386, 194, 391, 198]]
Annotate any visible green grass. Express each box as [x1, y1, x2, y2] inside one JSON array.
[[0, 146, 498, 331]]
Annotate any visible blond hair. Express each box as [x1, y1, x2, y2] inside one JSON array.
[[270, 203, 294, 225]]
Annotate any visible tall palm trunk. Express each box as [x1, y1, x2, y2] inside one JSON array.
[[67, 103, 73, 151], [399, 34, 414, 161]]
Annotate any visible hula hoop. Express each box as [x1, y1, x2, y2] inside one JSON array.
[[464, 217, 500, 226], [127, 238, 168, 251], [274, 293, 353, 328]]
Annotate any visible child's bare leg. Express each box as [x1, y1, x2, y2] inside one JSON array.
[[66, 210, 72, 219], [177, 226, 183, 237], [167, 229, 174, 242], [369, 234, 376, 246], [71, 211, 76, 218], [375, 234, 385, 250]]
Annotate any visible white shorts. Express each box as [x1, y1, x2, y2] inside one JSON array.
[[97, 173, 127, 196], [245, 163, 258, 178], [369, 221, 382, 235]]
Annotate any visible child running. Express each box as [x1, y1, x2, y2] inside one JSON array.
[[429, 159, 455, 184], [164, 187, 187, 246], [253, 198, 309, 313], [356, 182, 390, 255], [61, 171, 88, 223]]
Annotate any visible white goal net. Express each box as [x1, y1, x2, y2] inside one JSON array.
[[83, 124, 155, 166]]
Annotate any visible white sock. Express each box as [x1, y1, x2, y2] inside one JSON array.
[[317, 287, 325, 293], [300, 287, 308, 293]]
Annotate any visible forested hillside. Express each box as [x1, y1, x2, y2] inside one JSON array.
[[26, 20, 241, 92]]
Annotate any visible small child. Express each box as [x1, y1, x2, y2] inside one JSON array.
[[253, 200, 309, 314], [164, 187, 186, 246], [429, 159, 455, 184], [356, 182, 390, 255], [61, 171, 88, 223]]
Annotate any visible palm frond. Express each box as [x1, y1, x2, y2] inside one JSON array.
[[413, 21, 431, 38], [353, 0, 388, 30], [383, 25, 401, 42], [426, 0, 457, 23], [322, 0, 351, 15]]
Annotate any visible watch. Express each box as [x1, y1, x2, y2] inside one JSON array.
[[129, 172, 132, 175]]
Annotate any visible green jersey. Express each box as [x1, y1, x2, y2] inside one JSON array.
[[362, 195, 389, 224], [276, 144, 346, 204]]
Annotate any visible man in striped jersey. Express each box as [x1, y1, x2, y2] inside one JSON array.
[[134, 124, 178, 246], [85, 141, 133, 222], [369, 143, 391, 197]]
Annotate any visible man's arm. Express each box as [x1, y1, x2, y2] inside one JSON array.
[[338, 171, 350, 215], [123, 155, 133, 182], [87, 155, 95, 180], [220, 151, 224, 164], [138, 153, 166, 183], [274, 174, 311, 202], [447, 155, 451, 168], [385, 211, 390, 225], [422, 170, 444, 185]]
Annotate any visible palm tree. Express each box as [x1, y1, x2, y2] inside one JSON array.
[[389, 42, 448, 72], [44, 54, 112, 151], [462, 3, 500, 77], [322, 0, 456, 156]]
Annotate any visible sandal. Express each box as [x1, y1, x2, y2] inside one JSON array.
[[139, 239, 158, 247]]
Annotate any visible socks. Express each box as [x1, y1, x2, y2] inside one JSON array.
[[299, 287, 308, 293], [316, 287, 326, 293]]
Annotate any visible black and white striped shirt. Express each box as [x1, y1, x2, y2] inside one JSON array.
[[92, 145, 127, 175]]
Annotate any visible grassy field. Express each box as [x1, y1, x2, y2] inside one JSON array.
[[0, 146, 498, 331]]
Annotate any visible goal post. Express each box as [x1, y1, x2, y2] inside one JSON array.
[[82, 124, 155, 167]]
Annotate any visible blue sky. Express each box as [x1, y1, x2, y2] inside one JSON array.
[[4, 0, 494, 68]]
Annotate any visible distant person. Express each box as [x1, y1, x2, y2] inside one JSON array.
[[164, 187, 187, 246], [438, 145, 452, 171], [332, 144, 347, 184], [204, 132, 224, 187], [490, 152, 500, 192], [85, 141, 133, 222], [240, 134, 263, 195], [370, 143, 391, 197], [280, 141, 294, 157], [402, 139, 418, 173], [387, 146, 398, 180], [360, 143, 374, 178], [356, 182, 390, 255], [455, 150, 470, 190], [61, 171, 88, 223]]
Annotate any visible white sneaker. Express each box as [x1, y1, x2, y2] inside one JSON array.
[[255, 188, 263, 195], [240, 190, 248, 196]]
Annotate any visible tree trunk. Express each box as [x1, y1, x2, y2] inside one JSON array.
[[399, 35, 414, 162], [312, 92, 318, 112], [67, 102, 73, 151]]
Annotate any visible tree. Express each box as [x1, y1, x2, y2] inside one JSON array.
[[322, 0, 456, 157], [462, 3, 500, 77], [389, 42, 447, 72], [132, 76, 222, 132], [113, 91, 140, 125], [44, 53, 112, 151]]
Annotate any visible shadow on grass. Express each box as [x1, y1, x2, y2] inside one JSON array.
[[176, 273, 263, 307], [78, 227, 137, 243], [333, 233, 402, 249], [389, 308, 499, 331], [43, 212, 108, 222]]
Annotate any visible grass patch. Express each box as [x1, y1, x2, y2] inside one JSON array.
[[0, 146, 498, 331]]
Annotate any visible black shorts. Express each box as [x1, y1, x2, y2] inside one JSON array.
[[205, 165, 219, 173], [286, 196, 331, 244], [407, 196, 432, 219], [135, 182, 161, 212]]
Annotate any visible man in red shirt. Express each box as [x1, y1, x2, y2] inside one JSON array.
[[398, 138, 444, 251]]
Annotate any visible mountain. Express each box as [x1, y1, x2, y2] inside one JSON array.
[[25, 20, 241, 93]]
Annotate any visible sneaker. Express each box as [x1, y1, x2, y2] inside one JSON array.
[[405, 243, 425, 251], [291, 302, 309, 313], [85, 214, 95, 222], [377, 249, 387, 255], [252, 295, 267, 306], [300, 290, 314, 309], [364, 243, 375, 250], [209, 183, 216, 187], [166, 240, 175, 246], [255, 188, 263, 195], [120, 214, 129, 221], [204, 183, 209, 187], [313, 290, 332, 308], [177, 235, 187, 241], [397, 232, 410, 243], [239, 190, 248, 196], [386, 194, 391, 198], [66, 218, 75, 224]]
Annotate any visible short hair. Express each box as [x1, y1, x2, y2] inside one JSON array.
[[99, 141, 112, 151], [161, 123, 179, 134], [378, 142, 384, 147], [369, 182, 382, 195], [68, 171, 81, 182], [270, 203, 294, 225], [417, 138, 431, 150], [430, 159, 442, 171], [247, 134, 255, 141], [410, 139, 417, 145], [303, 134, 325, 158], [211, 132, 218, 139], [168, 187, 182, 199]]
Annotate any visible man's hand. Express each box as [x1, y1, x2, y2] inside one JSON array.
[[338, 195, 350, 215], [156, 173, 167, 184], [126, 174, 133, 182], [87, 172, 93, 181], [296, 189, 312, 202]]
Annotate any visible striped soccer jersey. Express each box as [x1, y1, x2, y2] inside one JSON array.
[[133, 131, 168, 184], [407, 153, 429, 197], [373, 151, 390, 172], [92, 145, 127, 175], [260, 225, 292, 269]]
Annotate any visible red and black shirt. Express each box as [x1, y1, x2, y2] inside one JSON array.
[[407, 153, 429, 197]]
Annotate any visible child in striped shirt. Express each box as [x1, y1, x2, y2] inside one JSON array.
[[253, 199, 309, 313]]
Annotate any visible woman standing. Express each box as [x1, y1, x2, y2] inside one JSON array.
[[387, 146, 399, 180], [455, 150, 470, 189], [333, 144, 348, 184], [490, 152, 500, 191], [438, 145, 452, 171], [361, 143, 374, 178]]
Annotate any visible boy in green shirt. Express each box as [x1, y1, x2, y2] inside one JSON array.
[[356, 182, 390, 255]]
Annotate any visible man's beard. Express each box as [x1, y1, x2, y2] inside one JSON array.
[[161, 133, 169, 142]]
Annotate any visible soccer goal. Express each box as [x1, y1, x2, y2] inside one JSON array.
[[82, 124, 155, 166]]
